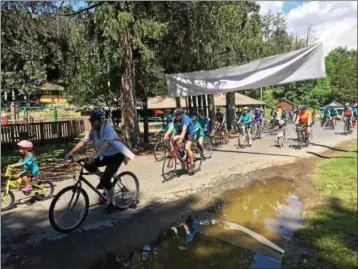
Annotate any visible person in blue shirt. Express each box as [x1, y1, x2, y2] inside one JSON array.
[[191, 116, 205, 150], [156, 116, 176, 139], [321, 107, 330, 127], [238, 106, 253, 145], [164, 108, 196, 173], [9, 140, 39, 192], [198, 111, 210, 134]]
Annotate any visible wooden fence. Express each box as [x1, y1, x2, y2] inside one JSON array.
[[1, 119, 90, 150]]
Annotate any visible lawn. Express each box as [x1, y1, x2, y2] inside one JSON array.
[[293, 140, 357, 269]]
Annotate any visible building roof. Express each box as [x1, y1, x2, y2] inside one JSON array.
[[321, 100, 344, 109], [41, 82, 64, 91], [277, 99, 294, 105], [147, 93, 264, 109]]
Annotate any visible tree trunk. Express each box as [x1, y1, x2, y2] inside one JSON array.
[[226, 92, 236, 131], [188, 96, 192, 115], [120, 29, 140, 148], [208, 94, 215, 121], [143, 95, 149, 144]]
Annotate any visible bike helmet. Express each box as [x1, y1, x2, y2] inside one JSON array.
[[301, 105, 307, 110], [191, 115, 198, 122], [345, 103, 350, 106], [17, 140, 33, 150], [174, 108, 184, 115], [163, 116, 172, 122], [243, 106, 249, 111], [255, 107, 260, 111], [89, 108, 105, 121]]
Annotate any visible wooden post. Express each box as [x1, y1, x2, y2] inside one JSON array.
[[198, 95, 202, 112], [40, 122, 44, 146], [203, 95, 207, 115], [188, 97, 192, 115], [192, 96, 197, 115]]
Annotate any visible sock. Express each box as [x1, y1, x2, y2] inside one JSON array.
[[107, 187, 116, 205]]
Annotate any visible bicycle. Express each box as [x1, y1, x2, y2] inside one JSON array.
[[153, 139, 171, 162], [324, 117, 335, 130], [295, 124, 312, 149], [276, 125, 286, 148], [237, 123, 250, 148], [162, 139, 202, 181], [343, 117, 353, 135], [48, 156, 139, 233], [213, 122, 229, 145], [252, 120, 262, 140], [1, 166, 54, 212], [197, 136, 213, 159]]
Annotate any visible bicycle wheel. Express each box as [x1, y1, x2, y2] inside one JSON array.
[[238, 134, 247, 148], [191, 145, 203, 173], [113, 171, 139, 209], [1, 189, 15, 212], [154, 141, 170, 162], [34, 180, 55, 201], [277, 136, 282, 148], [252, 125, 258, 140], [202, 137, 213, 159], [49, 186, 89, 233], [162, 155, 177, 181]]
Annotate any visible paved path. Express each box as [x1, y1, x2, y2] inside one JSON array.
[[1, 123, 356, 268]]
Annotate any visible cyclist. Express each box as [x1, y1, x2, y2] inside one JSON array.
[[156, 116, 175, 139], [238, 106, 253, 146], [8, 140, 39, 192], [328, 106, 338, 126], [253, 108, 263, 138], [295, 105, 312, 141], [281, 108, 287, 123], [215, 107, 228, 139], [64, 108, 135, 213], [198, 110, 210, 135], [164, 108, 196, 173], [191, 116, 205, 150], [343, 103, 353, 131], [321, 106, 330, 127], [353, 106, 357, 127]]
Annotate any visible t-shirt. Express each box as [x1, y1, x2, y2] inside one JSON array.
[[329, 109, 338, 116], [323, 108, 330, 116], [194, 122, 205, 137], [173, 114, 196, 136], [240, 112, 252, 125], [198, 117, 209, 129], [343, 107, 352, 117], [81, 124, 135, 161], [19, 154, 39, 176], [298, 111, 311, 124], [254, 111, 262, 120], [353, 108, 357, 116], [161, 122, 176, 135]]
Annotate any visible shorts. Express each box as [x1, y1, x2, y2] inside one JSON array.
[[185, 133, 195, 142], [84, 153, 124, 190], [244, 123, 251, 129]]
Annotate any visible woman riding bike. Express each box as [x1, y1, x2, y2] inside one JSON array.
[[198, 111, 210, 135], [164, 108, 196, 174], [8, 140, 39, 192], [343, 103, 353, 131], [238, 107, 253, 146], [253, 108, 263, 138], [64, 108, 135, 213], [191, 115, 205, 150]]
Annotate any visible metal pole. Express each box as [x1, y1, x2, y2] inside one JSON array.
[[260, 87, 263, 100]]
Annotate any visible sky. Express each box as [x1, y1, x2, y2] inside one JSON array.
[[258, 1, 357, 56]]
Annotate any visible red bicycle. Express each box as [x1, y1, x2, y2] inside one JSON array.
[[162, 139, 202, 181]]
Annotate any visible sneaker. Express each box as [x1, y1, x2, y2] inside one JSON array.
[[103, 203, 118, 214], [22, 184, 33, 192]]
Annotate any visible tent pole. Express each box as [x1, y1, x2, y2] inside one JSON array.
[[203, 95, 207, 115], [260, 87, 263, 100]]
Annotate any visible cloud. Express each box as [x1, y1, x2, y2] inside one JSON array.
[[286, 1, 357, 55], [258, 1, 357, 56]]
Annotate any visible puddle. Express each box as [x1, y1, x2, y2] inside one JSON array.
[[96, 179, 302, 269]]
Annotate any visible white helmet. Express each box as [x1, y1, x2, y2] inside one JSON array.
[[345, 103, 350, 106], [17, 140, 33, 150]]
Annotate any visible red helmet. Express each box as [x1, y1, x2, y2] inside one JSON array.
[[17, 140, 33, 150]]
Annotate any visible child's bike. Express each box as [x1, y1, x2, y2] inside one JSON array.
[[1, 166, 54, 212]]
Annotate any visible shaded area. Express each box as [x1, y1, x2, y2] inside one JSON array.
[[306, 151, 355, 159], [309, 142, 358, 153], [213, 148, 297, 158]]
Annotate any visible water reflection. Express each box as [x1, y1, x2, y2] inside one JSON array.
[[100, 180, 301, 269]]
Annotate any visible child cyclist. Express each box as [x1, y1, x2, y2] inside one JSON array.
[[8, 140, 39, 192], [191, 116, 205, 150]]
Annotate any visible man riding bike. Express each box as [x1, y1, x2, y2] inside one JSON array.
[[191, 116, 205, 150], [295, 105, 312, 142], [253, 108, 263, 138], [64, 108, 135, 213], [238, 106, 253, 146], [343, 103, 353, 131], [164, 108, 196, 173], [321, 106, 330, 127], [328, 106, 338, 126], [215, 107, 228, 138]]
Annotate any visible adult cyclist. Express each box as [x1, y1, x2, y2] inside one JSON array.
[[238, 106, 253, 146], [199, 110, 210, 135], [215, 107, 228, 141], [328, 106, 339, 126], [64, 108, 135, 213], [164, 108, 196, 173], [321, 106, 330, 127], [253, 108, 263, 138], [295, 105, 312, 142], [343, 103, 353, 131]]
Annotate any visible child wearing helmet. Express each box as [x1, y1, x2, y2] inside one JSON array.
[[191, 116, 205, 150], [9, 140, 39, 192]]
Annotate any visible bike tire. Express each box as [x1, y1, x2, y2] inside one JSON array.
[[35, 180, 55, 201], [1, 189, 15, 212], [162, 155, 177, 181], [277, 137, 282, 148], [238, 134, 247, 148], [49, 186, 89, 233], [191, 145, 203, 173], [202, 137, 213, 159], [154, 141, 170, 162], [113, 171, 139, 209]]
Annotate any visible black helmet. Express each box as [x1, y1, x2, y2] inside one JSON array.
[[174, 108, 184, 115], [89, 108, 105, 120]]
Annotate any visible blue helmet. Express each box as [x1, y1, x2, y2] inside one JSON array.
[[174, 108, 184, 116], [191, 116, 198, 122], [89, 108, 105, 120]]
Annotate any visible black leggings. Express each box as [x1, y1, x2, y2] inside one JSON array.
[[84, 153, 124, 189]]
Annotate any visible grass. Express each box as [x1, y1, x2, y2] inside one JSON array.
[[293, 140, 357, 269]]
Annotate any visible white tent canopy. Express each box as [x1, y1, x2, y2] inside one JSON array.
[[166, 43, 326, 98]]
